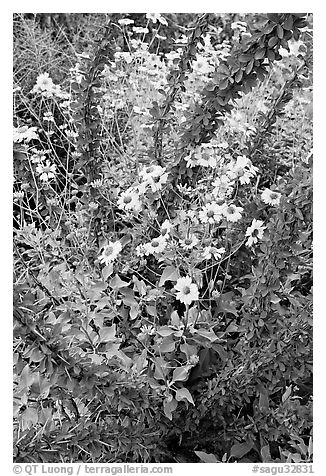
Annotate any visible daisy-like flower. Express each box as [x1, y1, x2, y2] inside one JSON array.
[[199, 202, 224, 224], [13, 126, 38, 143], [148, 172, 169, 192], [99, 241, 122, 266], [223, 204, 243, 222], [184, 153, 199, 168], [117, 188, 142, 212], [143, 235, 167, 255], [161, 220, 173, 237], [175, 276, 199, 305], [139, 324, 156, 336], [212, 175, 234, 198], [180, 235, 199, 250], [229, 155, 258, 185], [13, 191, 24, 201], [118, 18, 134, 26], [32, 72, 55, 94], [245, 219, 266, 247], [36, 160, 57, 182], [261, 189, 281, 206], [146, 13, 168, 26], [90, 178, 104, 188], [202, 246, 225, 260]]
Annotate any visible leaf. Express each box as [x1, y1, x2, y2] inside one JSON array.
[[163, 397, 178, 420], [195, 451, 219, 463], [156, 326, 175, 337], [261, 444, 272, 462], [175, 387, 195, 405], [99, 325, 116, 342], [194, 328, 218, 342], [109, 274, 130, 289], [230, 441, 254, 459], [172, 365, 190, 382], [159, 266, 180, 287], [282, 385, 292, 403], [159, 338, 176, 353], [102, 264, 113, 280]]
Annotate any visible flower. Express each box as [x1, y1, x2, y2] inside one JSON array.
[[148, 172, 168, 192], [13, 191, 24, 201], [36, 160, 56, 182], [199, 202, 224, 224], [261, 189, 281, 206], [212, 175, 234, 198], [13, 126, 38, 143], [146, 13, 168, 26], [245, 219, 266, 247], [223, 204, 243, 222], [118, 18, 134, 26], [143, 235, 167, 255], [180, 235, 199, 250], [99, 241, 122, 265], [161, 220, 173, 237], [117, 188, 142, 212], [188, 354, 200, 366], [32, 72, 59, 95], [202, 246, 225, 260], [175, 276, 199, 305], [229, 155, 258, 184]]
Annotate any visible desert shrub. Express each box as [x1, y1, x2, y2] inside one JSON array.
[[13, 13, 312, 463]]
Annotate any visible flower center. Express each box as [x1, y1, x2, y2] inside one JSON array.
[[183, 286, 191, 295], [184, 238, 192, 245], [152, 175, 160, 183], [207, 210, 215, 218], [270, 193, 278, 200], [226, 206, 235, 214], [104, 246, 114, 256], [151, 240, 159, 248], [123, 196, 132, 204]]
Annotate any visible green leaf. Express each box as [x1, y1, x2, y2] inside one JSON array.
[[159, 338, 175, 353], [172, 365, 190, 382], [99, 325, 116, 342], [159, 266, 180, 287], [163, 397, 178, 420], [230, 441, 254, 459], [175, 387, 195, 405], [156, 326, 175, 337], [109, 274, 130, 289], [195, 451, 219, 463], [102, 264, 113, 280]]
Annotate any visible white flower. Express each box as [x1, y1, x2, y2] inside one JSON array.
[[143, 235, 167, 255], [245, 219, 266, 247], [199, 202, 224, 224], [229, 155, 258, 185], [161, 220, 173, 237], [13, 126, 38, 143], [99, 241, 122, 265], [133, 26, 149, 34], [146, 13, 168, 26], [32, 72, 56, 94], [202, 246, 225, 260], [118, 18, 134, 26], [118, 188, 142, 212], [175, 276, 199, 305], [212, 175, 234, 198], [36, 160, 56, 182], [13, 191, 24, 201], [180, 235, 199, 250], [90, 178, 104, 188], [148, 172, 168, 192], [261, 189, 281, 206], [139, 324, 156, 336], [223, 204, 243, 222]]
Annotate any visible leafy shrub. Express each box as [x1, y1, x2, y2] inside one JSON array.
[[13, 13, 312, 463]]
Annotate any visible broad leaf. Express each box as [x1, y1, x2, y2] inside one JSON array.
[[159, 266, 180, 287]]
